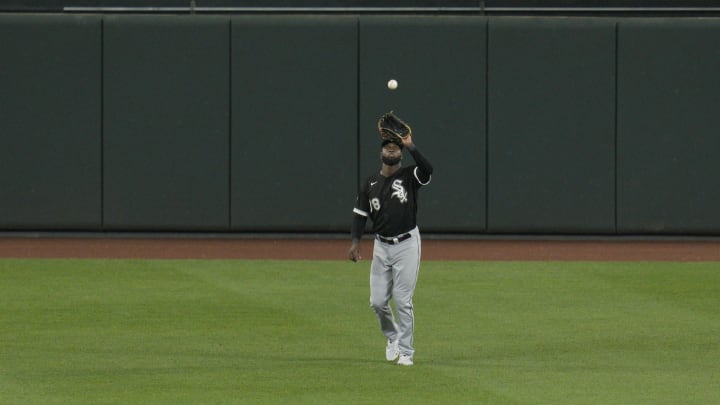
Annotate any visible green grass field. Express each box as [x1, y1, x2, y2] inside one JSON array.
[[1, 259, 718, 404]]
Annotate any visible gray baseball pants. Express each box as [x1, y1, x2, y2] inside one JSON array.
[[369, 226, 421, 358]]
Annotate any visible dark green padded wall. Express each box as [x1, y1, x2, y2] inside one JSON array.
[[617, 19, 720, 234], [359, 16, 487, 233], [5, 14, 720, 236], [230, 16, 357, 231], [0, 15, 102, 230], [488, 18, 616, 233], [103, 16, 230, 230]]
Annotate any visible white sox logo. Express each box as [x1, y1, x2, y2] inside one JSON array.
[[391, 180, 408, 203]]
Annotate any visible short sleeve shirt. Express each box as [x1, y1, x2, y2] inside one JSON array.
[[353, 165, 429, 237]]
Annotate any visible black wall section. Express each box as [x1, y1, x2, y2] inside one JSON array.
[[3, 14, 720, 236], [230, 16, 357, 231], [0, 15, 102, 230], [103, 16, 230, 230], [487, 18, 616, 233], [617, 19, 720, 234], [359, 16, 487, 233]]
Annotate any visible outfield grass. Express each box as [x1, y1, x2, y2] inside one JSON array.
[[1, 259, 718, 404]]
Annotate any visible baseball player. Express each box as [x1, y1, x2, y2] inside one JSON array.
[[348, 119, 433, 366]]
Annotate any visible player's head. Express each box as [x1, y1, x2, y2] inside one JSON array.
[[381, 139, 403, 166], [381, 138, 403, 149]]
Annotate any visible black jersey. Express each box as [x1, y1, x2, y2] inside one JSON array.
[[354, 165, 429, 237]]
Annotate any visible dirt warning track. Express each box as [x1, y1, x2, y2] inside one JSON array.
[[1, 237, 719, 261]]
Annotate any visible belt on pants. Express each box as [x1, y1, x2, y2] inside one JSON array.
[[376, 233, 412, 245]]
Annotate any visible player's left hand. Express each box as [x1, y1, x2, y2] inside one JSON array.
[[401, 134, 414, 149]]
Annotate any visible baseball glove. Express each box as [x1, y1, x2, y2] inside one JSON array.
[[378, 111, 412, 143]]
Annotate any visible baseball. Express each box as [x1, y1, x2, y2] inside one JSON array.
[[387, 79, 398, 90]]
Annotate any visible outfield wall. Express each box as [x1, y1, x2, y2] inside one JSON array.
[[2, 14, 720, 235]]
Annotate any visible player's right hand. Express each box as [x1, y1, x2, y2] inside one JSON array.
[[348, 243, 362, 262]]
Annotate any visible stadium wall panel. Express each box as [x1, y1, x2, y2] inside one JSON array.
[[0, 15, 102, 230], [102, 15, 230, 231], [229, 16, 358, 232], [487, 17, 616, 234], [617, 19, 720, 234], [1, 15, 720, 236]]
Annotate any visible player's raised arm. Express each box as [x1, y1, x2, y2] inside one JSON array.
[[403, 135, 433, 184]]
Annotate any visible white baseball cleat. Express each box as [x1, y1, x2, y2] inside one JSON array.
[[397, 354, 413, 366], [385, 339, 400, 361]]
